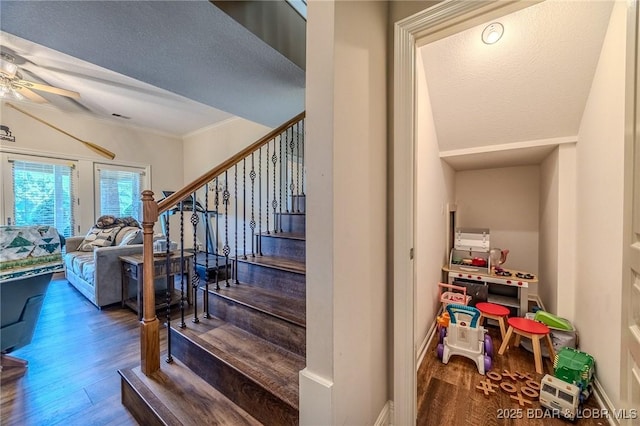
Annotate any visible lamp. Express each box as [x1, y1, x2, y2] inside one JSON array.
[[482, 22, 504, 45], [0, 54, 18, 79]]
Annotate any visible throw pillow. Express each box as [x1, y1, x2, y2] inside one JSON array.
[[95, 215, 118, 229], [115, 216, 141, 228], [117, 227, 143, 246], [78, 226, 122, 251]]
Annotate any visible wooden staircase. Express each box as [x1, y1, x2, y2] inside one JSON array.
[[119, 196, 306, 425]]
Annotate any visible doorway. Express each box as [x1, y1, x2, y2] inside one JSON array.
[[393, 0, 637, 424]]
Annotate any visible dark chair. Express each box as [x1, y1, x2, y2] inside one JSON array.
[[0, 225, 64, 373]]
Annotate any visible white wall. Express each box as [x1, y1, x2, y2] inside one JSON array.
[[302, 1, 389, 424], [415, 48, 456, 351], [538, 143, 577, 319], [182, 118, 271, 183], [455, 165, 540, 293], [538, 148, 559, 314], [0, 102, 183, 234], [180, 117, 271, 251], [575, 0, 626, 408]]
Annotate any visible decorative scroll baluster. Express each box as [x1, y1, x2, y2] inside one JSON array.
[[178, 207, 186, 329], [165, 211, 173, 363], [279, 133, 283, 232], [290, 133, 295, 212], [296, 122, 301, 212], [215, 176, 220, 291], [234, 164, 239, 284], [250, 154, 256, 258], [285, 130, 289, 213], [243, 159, 247, 260], [191, 192, 200, 324], [265, 141, 270, 235], [223, 172, 230, 287], [203, 184, 210, 319], [258, 147, 262, 256], [272, 139, 278, 233], [301, 119, 305, 196]]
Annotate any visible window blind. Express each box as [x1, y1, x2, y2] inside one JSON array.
[[96, 167, 144, 220], [10, 159, 76, 238]]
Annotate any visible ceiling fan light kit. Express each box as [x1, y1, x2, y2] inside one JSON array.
[[0, 52, 81, 102]]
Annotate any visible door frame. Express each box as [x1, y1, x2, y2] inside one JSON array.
[[392, 0, 567, 423]]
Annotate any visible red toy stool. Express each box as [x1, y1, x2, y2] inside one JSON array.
[[476, 302, 510, 340], [498, 317, 555, 374]]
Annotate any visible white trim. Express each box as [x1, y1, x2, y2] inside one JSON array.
[[439, 135, 578, 159], [373, 400, 393, 426], [299, 368, 333, 426], [416, 320, 438, 370], [592, 377, 620, 426]]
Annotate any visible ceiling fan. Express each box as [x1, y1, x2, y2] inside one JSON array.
[[0, 52, 80, 103]]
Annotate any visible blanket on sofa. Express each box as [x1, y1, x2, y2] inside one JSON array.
[[0, 225, 64, 282]]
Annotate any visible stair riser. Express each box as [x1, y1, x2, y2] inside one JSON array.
[[235, 262, 305, 299], [275, 213, 305, 233], [208, 292, 305, 357], [291, 195, 305, 213], [259, 235, 305, 263], [171, 330, 298, 426], [120, 372, 176, 426]]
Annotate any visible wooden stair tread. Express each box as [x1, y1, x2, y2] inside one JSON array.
[[275, 211, 305, 216], [119, 359, 261, 426], [211, 284, 306, 327], [259, 231, 305, 240], [176, 319, 304, 409], [235, 255, 305, 274]]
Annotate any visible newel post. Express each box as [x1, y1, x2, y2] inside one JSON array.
[[140, 190, 160, 375]]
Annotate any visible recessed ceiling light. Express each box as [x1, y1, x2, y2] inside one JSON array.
[[482, 22, 504, 45]]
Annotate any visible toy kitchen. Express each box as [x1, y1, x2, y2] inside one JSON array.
[[442, 228, 537, 317]]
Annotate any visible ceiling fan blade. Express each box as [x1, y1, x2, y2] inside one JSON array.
[[15, 79, 80, 99], [13, 86, 48, 103]]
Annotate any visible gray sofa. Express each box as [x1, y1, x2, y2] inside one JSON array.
[[64, 226, 143, 308]]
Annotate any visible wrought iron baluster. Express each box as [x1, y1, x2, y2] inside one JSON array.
[[178, 207, 186, 329], [301, 119, 305, 196], [165, 211, 173, 363], [250, 154, 256, 258], [191, 191, 200, 323], [203, 184, 210, 319], [279, 133, 283, 232], [290, 130, 295, 213], [223, 172, 230, 287], [285, 129, 289, 213], [234, 164, 239, 284], [272, 138, 278, 234], [243, 159, 247, 260], [266, 141, 270, 235], [215, 176, 220, 291], [296, 122, 301, 212], [258, 147, 262, 256]]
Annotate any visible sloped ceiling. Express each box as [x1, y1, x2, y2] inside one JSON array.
[[0, 0, 305, 134], [420, 0, 614, 167]]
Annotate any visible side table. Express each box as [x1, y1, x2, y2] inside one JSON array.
[[120, 252, 193, 320]]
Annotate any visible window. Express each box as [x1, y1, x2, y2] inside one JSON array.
[[3, 156, 78, 238], [95, 164, 146, 221]]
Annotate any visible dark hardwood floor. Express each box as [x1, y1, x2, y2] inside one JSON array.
[[3, 276, 612, 426], [0, 275, 191, 426], [418, 325, 609, 426]]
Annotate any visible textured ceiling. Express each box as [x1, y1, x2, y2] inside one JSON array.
[[420, 0, 614, 158], [0, 0, 305, 134]]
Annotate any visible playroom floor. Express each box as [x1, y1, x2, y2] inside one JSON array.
[[417, 325, 608, 426]]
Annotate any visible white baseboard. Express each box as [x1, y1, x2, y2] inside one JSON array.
[[374, 400, 393, 426], [416, 320, 438, 370], [592, 378, 620, 426], [299, 368, 333, 426]]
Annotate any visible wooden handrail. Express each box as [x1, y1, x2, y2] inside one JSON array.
[[157, 111, 305, 215]]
